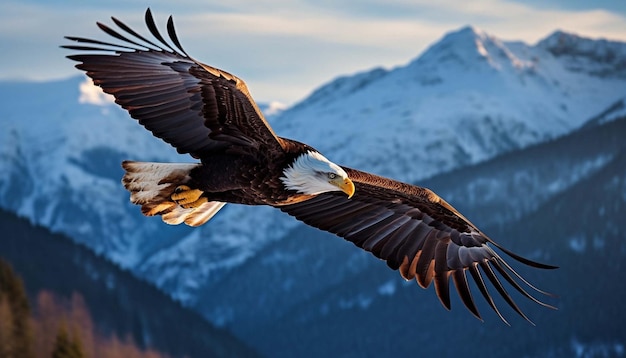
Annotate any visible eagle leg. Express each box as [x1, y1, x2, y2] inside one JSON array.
[[172, 185, 207, 209]]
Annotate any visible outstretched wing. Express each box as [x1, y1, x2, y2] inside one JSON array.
[[62, 8, 285, 158], [280, 167, 556, 324]]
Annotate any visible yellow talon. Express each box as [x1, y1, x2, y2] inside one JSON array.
[[174, 185, 191, 193], [171, 185, 205, 208], [180, 196, 208, 209]]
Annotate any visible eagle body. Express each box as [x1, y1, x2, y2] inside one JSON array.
[[186, 141, 322, 206], [64, 9, 556, 324], [191, 150, 287, 205]]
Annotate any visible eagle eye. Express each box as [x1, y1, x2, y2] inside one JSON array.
[[327, 172, 337, 180]]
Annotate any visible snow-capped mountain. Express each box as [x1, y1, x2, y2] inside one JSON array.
[[0, 77, 192, 267], [278, 27, 624, 182], [1, 26, 625, 326]]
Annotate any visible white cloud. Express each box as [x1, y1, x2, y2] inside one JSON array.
[[78, 77, 114, 106], [264, 101, 288, 116]]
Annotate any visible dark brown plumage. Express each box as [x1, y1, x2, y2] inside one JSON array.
[[280, 168, 556, 323], [63, 8, 556, 324]]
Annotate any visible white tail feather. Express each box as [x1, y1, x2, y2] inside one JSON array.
[[162, 201, 227, 227], [121, 161, 225, 227]]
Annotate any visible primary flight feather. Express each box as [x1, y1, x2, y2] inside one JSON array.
[[63, 8, 556, 324]]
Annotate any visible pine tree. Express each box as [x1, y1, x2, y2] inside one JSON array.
[[69, 328, 85, 358], [0, 259, 34, 358], [69, 293, 95, 357], [51, 324, 85, 358], [0, 297, 15, 357]]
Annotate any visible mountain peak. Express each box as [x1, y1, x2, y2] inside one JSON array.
[[537, 30, 626, 77], [442, 25, 488, 42], [428, 25, 492, 55], [409, 25, 527, 74], [538, 30, 589, 54]]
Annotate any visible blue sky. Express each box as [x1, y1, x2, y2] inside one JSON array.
[[1, 0, 625, 105]]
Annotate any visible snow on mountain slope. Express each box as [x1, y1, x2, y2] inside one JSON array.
[[1, 27, 625, 307], [581, 97, 626, 128], [276, 27, 625, 182], [0, 77, 191, 267]]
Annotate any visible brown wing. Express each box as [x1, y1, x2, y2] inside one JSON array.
[[62, 8, 285, 158], [280, 167, 556, 324]]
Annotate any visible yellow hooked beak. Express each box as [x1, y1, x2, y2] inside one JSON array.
[[331, 177, 355, 198]]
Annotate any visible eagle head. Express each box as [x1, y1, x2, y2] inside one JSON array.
[[280, 151, 355, 198]]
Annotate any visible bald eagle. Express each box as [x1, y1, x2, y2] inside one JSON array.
[[63, 9, 556, 324]]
